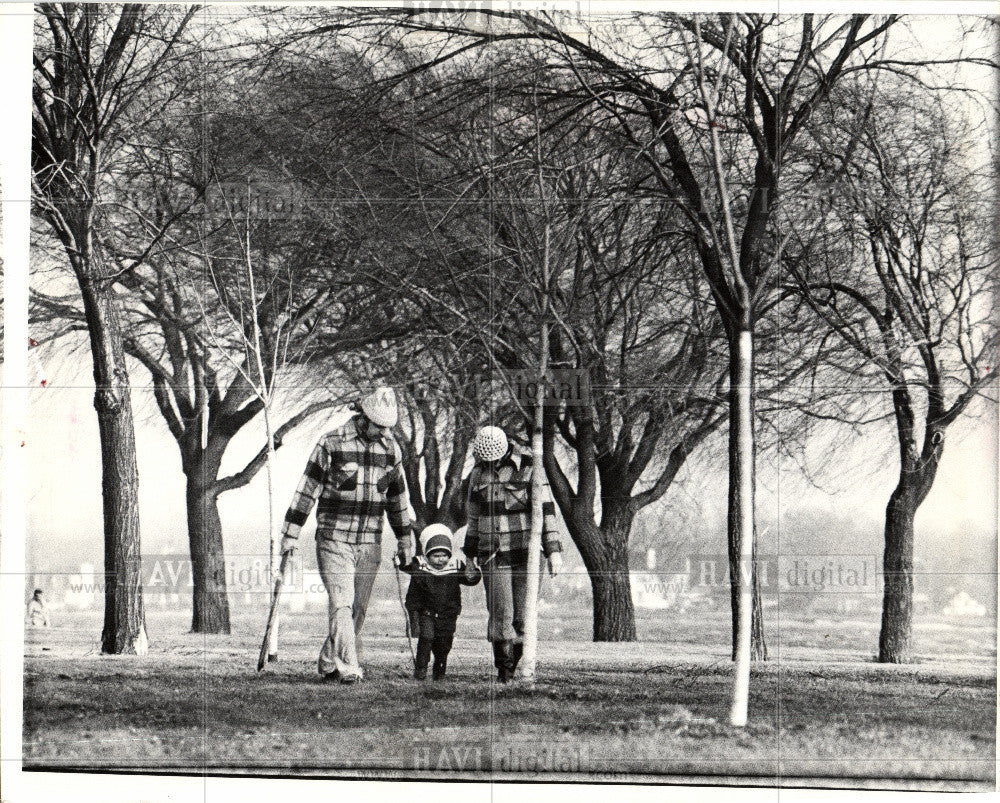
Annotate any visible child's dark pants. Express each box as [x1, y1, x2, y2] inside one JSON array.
[[409, 610, 457, 679]]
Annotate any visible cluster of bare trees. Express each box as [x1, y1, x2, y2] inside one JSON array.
[[31, 5, 996, 721], [32, 5, 421, 636]]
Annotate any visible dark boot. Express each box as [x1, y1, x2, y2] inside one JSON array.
[[432, 656, 447, 681], [510, 642, 524, 675], [493, 640, 513, 683]]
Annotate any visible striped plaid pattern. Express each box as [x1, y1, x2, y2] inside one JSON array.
[[463, 450, 562, 565], [280, 416, 412, 545]]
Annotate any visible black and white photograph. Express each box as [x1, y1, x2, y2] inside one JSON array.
[[0, 2, 997, 798]]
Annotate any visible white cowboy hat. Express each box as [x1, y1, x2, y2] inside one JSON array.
[[359, 386, 398, 428]]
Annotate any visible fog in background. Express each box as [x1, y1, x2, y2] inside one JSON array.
[[25, 336, 997, 583]]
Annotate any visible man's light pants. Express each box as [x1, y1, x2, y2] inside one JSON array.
[[316, 538, 381, 678]]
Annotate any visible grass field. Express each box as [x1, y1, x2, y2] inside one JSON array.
[[22, 600, 996, 789]]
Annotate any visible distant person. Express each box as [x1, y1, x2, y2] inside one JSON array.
[[464, 426, 562, 683], [26, 589, 50, 627], [399, 524, 481, 680], [280, 387, 415, 684]]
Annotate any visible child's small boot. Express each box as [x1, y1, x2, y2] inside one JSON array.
[[431, 619, 455, 681], [414, 638, 432, 680]]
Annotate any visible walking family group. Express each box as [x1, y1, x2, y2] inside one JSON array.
[[278, 387, 563, 683]]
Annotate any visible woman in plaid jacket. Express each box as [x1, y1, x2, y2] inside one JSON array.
[[463, 426, 563, 682]]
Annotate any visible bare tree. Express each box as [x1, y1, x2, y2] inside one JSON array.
[[381, 344, 482, 533], [264, 12, 992, 699], [307, 11, 914, 723], [787, 81, 998, 663], [31, 37, 418, 634], [197, 179, 332, 652], [312, 38, 734, 644], [31, 3, 199, 653]]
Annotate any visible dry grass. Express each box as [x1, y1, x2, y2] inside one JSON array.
[[22, 604, 996, 789]]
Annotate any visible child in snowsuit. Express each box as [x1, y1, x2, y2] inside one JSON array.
[[26, 589, 50, 627], [400, 524, 481, 680]]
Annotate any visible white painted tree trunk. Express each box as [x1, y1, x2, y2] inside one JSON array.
[[519, 321, 549, 682], [729, 329, 755, 726], [518, 421, 546, 680], [519, 376, 545, 680], [243, 219, 282, 659]]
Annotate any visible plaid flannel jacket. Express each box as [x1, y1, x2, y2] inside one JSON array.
[[463, 450, 562, 565], [280, 416, 412, 545]]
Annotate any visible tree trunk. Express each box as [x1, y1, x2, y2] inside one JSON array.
[[731, 541, 767, 661], [592, 499, 637, 641], [81, 276, 148, 655], [750, 553, 766, 661], [544, 405, 641, 644], [876, 379, 943, 664], [559, 511, 639, 643], [432, 506, 465, 533], [727, 328, 766, 661], [590, 546, 637, 642], [727, 328, 757, 726], [878, 482, 916, 663], [184, 455, 231, 634]]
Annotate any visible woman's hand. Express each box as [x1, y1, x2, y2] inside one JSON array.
[[547, 552, 562, 578]]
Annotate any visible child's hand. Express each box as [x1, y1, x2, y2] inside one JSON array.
[[397, 532, 416, 566]]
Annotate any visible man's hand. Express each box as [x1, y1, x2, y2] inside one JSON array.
[[547, 552, 562, 578], [280, 536, 296, 557]]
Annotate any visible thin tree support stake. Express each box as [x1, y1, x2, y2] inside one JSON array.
[[258, 550, 291, 672]]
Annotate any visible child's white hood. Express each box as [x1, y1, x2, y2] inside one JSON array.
[[413, 553, 466, 576]]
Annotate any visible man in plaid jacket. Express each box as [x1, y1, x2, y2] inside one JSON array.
[[280, 387, 414, 683], [464, 426, 562, 682]]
